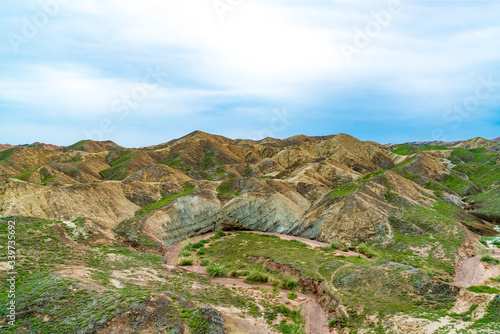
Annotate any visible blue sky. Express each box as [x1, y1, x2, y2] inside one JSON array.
[[1, 0, 499, 147]]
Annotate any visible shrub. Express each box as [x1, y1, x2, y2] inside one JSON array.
[[329, 315, 348, 328], [179, 249, 192, 257], [179, 258, 193, 266], [200, 259, 210, 267], [287, 291, 298, 300], [330, 241, 341, 250], [356, 244, 369, 254], [208, 263, 228, 277], [215, 230, 226, 238], [283, 277, 299, 290], [196, 247, 207, 256], [244, 272, 269, 284], [481, 254, 500, 265]]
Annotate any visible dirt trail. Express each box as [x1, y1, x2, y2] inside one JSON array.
[[169, 230, 337, 334]]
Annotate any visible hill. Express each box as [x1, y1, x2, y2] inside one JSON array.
[[1, 132, 499, 333]]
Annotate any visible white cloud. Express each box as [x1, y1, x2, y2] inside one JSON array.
[[1, 0, 500, 145]]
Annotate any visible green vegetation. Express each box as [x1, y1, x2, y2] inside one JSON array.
[[179, 258, 194, 266], [100, 149, 135, 180], [244, 272, 269, 284], [391, 144, 450, 156], [282, 277, 299, 290], [67, 168, 79, 178], [0, 148, 15, 162], [481, 254, 500, 265], [40, 168, 56, 185], [322, 241, 342, 251], [470, 188, 500, 219], [442, 171, 475, 196], [368, 200, 466, 274], [391, 144, 414, 155], [216, 178, 241, 198], [207, 263, 228, 277], [113, 217, 158, 249], [472, 295, 500, 328], [450, 148, 500, 189], [425, 181, 447, 198], [403, 173, 421, 182], [467, 286, 500, 294], [134, 181, 196, 218], [63, 140, 89, 152], [329, 182, 360, 198], [163, 154, 192, 173], [60, 154, 83, 164], [12, 167, 39, 180], [202, 231, 458, 327], [279, 323, 305, 334], [0, 217, 311, 333]]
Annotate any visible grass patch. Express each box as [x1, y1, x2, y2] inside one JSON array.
[[207, 263, 228, 277], [368, 200, 466, 274], [135, 182, 196, 217], [244, 272, 269, 284], [467, 286, 500, 294], [40, 168, 56, 185], [179, 258, 194, 266], [329, 182, 360, 198], [63, 140, 89, 152], [216, 178, 240, 198], [481, 254, 500, 265], [0, 148, 15, 162], [100, 149, 135, 180]]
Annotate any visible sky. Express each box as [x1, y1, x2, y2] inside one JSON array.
[[1, 0, 499, 147]]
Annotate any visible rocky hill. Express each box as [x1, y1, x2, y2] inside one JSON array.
[[1, 132, 499, 333]]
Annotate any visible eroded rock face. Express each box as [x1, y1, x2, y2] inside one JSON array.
[[140, 191, 222, 246], [217, 192, 304, 233], [0, 179, 138, 228], [289, 191, 394, 244]]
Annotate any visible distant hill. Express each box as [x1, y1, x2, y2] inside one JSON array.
[[0, 142, 62, 151]]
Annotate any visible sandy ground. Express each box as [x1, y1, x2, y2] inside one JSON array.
[[453, 256, 485, 287], [454, 248, 500, 287]]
